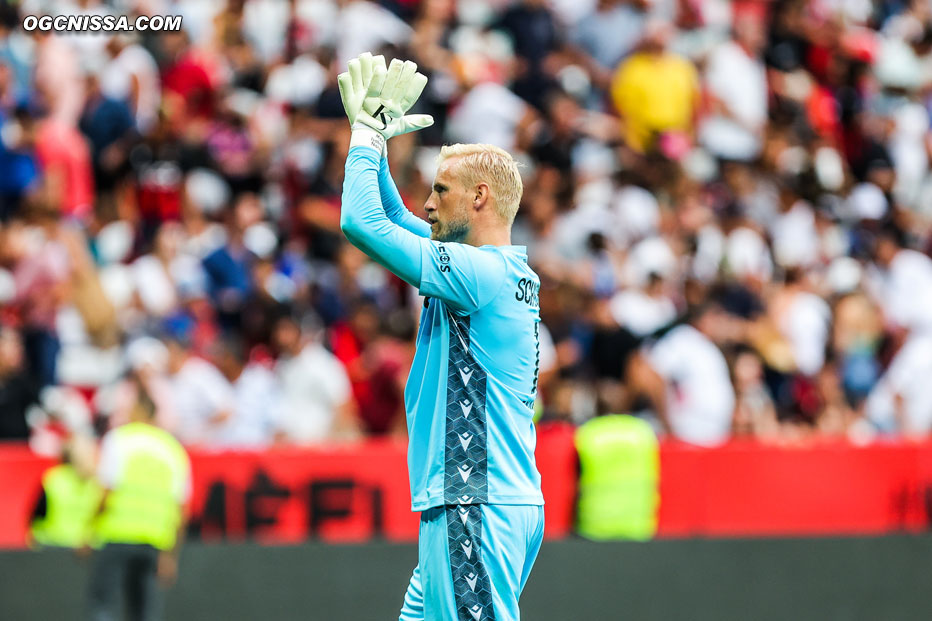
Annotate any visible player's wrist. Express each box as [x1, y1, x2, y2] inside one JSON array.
[[350, 124, 386, 154]]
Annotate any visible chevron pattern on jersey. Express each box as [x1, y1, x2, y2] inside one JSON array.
[[446, 504, 496, 621], [444, 311, 489, 505]]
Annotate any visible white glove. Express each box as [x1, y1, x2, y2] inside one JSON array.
[[338, 52, 386, 125], [339, 57, 434, 153]]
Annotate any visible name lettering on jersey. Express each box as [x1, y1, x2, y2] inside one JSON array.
[[515, 277, 540, 306], [458, 399, 473, 418], [465, 572, 478, 592], [458, 431, 473, 450], [458, 464, 473, 483], [437, 244, 451, 273]]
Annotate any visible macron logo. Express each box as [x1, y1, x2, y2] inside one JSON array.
[[459, 367, 474, 386], [465, 572, 478, 592], [458, 432, 473, 451], [461, 538, 473, 559], [458, 400, 473, 419], [457, 506, 470, 526], [458, 464, 473, 483], [458, 495, 474, 505], [469, 605, 483, 620]]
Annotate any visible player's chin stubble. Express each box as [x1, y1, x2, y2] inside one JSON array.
[[432, 212, 470, 243]]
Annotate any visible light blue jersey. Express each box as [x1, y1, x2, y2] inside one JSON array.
[[344, 143, 544, 621], [341, 146, 544, 511]]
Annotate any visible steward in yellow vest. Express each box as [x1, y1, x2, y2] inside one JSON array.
[[575, 414, 659, 540], [89, 376, 190, 621], [29, 436, 103, 548]]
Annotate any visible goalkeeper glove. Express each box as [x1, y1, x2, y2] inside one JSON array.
[[339, 57, 434, 153]]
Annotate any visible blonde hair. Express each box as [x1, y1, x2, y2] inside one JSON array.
[[438, 144, 523, 225]]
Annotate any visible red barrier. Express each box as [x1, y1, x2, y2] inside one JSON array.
[[5, 435, 932, 549], [657, 440, 930, 537], [0, 429, 578, 549]]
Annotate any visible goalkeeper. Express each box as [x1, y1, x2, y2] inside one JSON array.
[[339, 54, 545, 621]]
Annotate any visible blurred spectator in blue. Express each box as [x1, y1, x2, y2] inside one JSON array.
[[79, 71, 137, 192], [202, 193, 262, 328]]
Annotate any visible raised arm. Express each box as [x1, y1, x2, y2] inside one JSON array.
[[379, 156, 431, 238], [341, 144, 424, 287]]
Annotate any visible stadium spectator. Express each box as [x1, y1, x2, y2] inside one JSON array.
[[627, 304, 737, 446], [273, 313, 359, 444], [611, 19, 700, 154], [163, 328, 234, 446], [210, 335, 283, 448]]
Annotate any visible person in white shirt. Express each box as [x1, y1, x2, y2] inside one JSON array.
[[867, 224, 932, 335], [626, 303, 736, 446], [210, 336, 284, 449], [698, 7, 768, 162], [164, 332, 235, 446], [100, 35, 161, 133], [865, 332, 932, 436], [273, 314, 359, 444]]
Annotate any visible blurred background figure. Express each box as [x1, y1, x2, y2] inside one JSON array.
[[28, 434, 102, 549], [90, 376, 190, 621], [575, 413, 659, 541], [273, 312, 359, 444]]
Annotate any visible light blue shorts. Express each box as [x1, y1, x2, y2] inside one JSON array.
[[399, 504, 545, 621]]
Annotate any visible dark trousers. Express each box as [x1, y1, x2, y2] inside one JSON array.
[[87, 543, 162, 621]]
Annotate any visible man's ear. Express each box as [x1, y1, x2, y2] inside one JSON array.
[[473, 183, 490, 210]]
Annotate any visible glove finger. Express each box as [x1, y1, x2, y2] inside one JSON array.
[[347, 58, 363, 94], [389, 61, 418, 105], [398, 114, 434, 136], [368, 60, 388, 98], [399, 72, 428, 112], [357, 52, 373, 86], [382, 59, 405, 101], [372, 55, 387, 78], [338, 72, 356, 122]]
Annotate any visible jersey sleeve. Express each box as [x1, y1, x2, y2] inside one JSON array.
[[379, 156, 431, 238], [418, 241, 507, 314], [341, 144, 424, 287]]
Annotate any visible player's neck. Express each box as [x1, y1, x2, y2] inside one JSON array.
[[466, 226, 512, 247]]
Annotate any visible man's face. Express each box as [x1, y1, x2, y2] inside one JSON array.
[[424, 157, 472, 243]]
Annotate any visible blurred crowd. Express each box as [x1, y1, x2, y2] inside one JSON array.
[[1, 0, 932, 454]]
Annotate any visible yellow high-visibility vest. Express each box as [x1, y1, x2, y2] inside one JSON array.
[[95, 423, 189, 550], [30, 464, 103, 548], [575, 414, 660, 541]]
